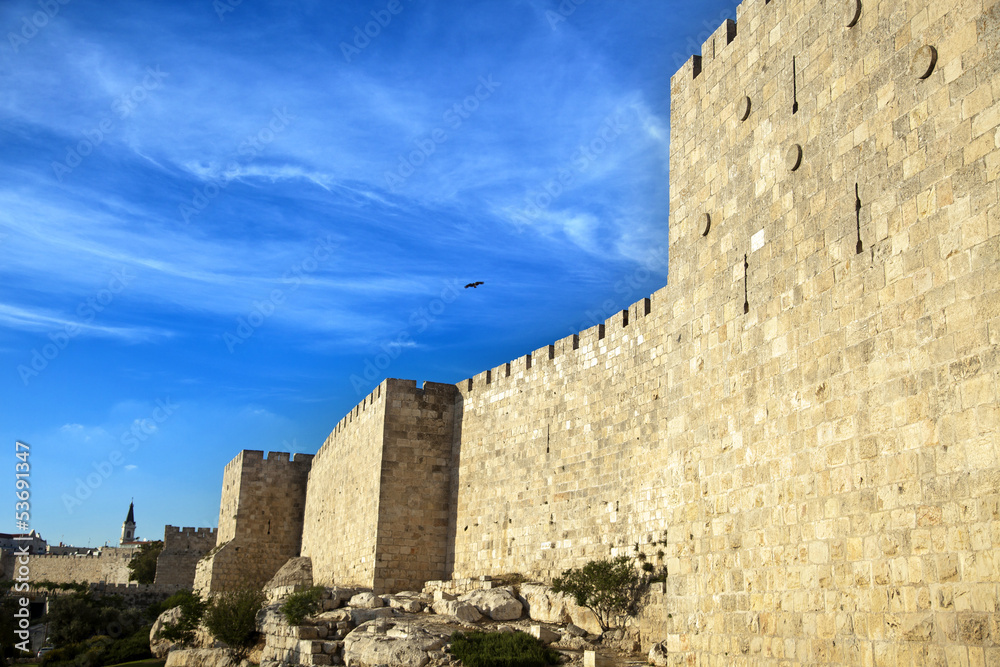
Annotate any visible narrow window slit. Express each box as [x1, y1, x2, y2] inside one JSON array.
[[548, 344, 555, 360], [505, 362, 511, 377], [525, 353, 532, 370], [743, 254, 750, 314], [622, 309, 629, 327], [855, 183, 864, 254], [792, 57, 799, 114], [467, 378, 473, 391], [486, 370, 492, 385], [598, 324, 606, 340], [644, 297, 651, 315], [572, 334, 579, 350]]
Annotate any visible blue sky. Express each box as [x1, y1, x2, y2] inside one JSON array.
[[0, 0, 737, 549]]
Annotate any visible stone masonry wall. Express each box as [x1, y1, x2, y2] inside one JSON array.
[[373, 380, 456, 593], [301, 382, 388, 589], [449, 304, 663, 581], [195, 450, 312, 593], [1, 549, 135, 584], [448, 0, 1000, 663], [154, 526, 216, 589], [201, 0, 999, 661]]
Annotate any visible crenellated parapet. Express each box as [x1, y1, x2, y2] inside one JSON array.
[[198, 0, 1000, 661]]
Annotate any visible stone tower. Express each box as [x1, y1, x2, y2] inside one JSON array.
[[120, 501, 135, 545]]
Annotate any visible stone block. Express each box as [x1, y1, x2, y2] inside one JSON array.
[[583, 650, 612, 667]]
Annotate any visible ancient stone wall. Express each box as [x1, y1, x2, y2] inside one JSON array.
[[0, 549, 135, 584], [194, 450, 312, 593], [300, 382, 387, 590], [300, 379, 455, 593], [200, 0, 1000, 660], [154, 526, 216, 589], [448, 304, 665, 581], [447, 0, 1000, 663], [373, 380, 455, 592]]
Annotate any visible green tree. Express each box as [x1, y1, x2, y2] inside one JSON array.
[[203, 588, 266, 661], [551, 555, 660, 631], [127, 541, 164, 584]]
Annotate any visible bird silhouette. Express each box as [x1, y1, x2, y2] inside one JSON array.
[[464, 281, 484, 289]]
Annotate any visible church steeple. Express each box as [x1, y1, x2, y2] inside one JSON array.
[[121, 501, 136, 544]]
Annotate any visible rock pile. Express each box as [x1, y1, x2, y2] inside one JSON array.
[[156, 583, 643, 667]]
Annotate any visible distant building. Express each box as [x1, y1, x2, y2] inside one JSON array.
[[0, 530, 46, 554]]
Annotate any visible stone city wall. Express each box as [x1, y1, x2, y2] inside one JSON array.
[[200, 0, 1000, 661], [372, 380, 455, 592], [1, 549, 134, 585], [154, 526, 216, 589], [300, 379, 456, 593], [300, 382, 388, 590]]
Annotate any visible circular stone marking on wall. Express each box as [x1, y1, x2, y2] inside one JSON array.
[[738, 96, 752, 121], [911, 45, 937, 79], [785, 144, 803, 171], [845, 0, 862, 27], [701, 213, 711, 236]]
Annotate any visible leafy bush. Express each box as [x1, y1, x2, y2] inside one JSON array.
[[280, 586, 324, 625], [203, 588, 266, 661], [449, 631, 560, 667], [157, 590, 207, 644], [551, 555, 662, 631]]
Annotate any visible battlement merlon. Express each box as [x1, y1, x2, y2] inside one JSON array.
[[163, 526, 217, 538], [458, 292, 657, 395], [223, 449, 314, 471]]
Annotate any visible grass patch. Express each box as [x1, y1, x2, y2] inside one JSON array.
[[449, 631, 560, 667]]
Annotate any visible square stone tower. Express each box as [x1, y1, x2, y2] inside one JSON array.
[[194, 450, 312, 593]]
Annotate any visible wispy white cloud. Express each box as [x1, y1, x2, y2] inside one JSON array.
[[0, 303, 172, 341]]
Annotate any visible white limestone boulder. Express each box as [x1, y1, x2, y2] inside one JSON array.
[[349, 591, 383, 609], [518, 583, 603, 635], [343, 619, 449, 667], [150, 606, 186, 659], [164, 648, 236, 667], [389, 597, 424, 613], [460, 588, 523, 621], [648, 641, 669, 666], [528, 625, 560, 644], [430, 599, 482, 623]]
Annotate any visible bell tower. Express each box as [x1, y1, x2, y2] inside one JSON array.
[[120, 501, 136, 544]]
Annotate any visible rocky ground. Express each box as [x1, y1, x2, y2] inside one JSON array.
[[153, 584, 663, 667]]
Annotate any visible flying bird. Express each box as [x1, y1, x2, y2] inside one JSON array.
[[464, 281, 484, 289]]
